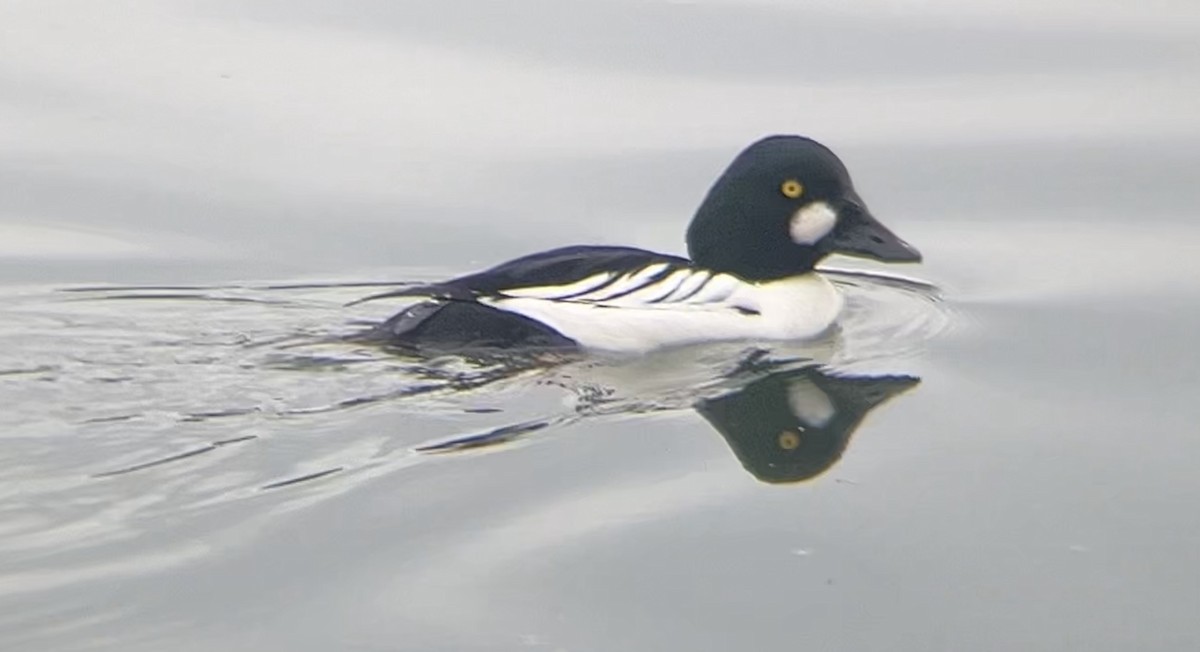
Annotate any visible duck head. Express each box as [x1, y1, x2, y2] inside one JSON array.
[[686, 135, 921, 281]]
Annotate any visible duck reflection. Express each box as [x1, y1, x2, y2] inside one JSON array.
[[416, 357, 918, 485], [695, 367, 918, 483]]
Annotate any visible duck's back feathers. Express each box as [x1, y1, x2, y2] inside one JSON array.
[[451, 245, 691, 297], [358, 246, 709, 352], [352, 246, 691, 305]]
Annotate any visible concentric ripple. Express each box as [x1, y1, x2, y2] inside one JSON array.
[[824, 267, 950, 370]]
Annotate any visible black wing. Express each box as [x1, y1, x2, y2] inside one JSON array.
[[351, 246, 691, 305]]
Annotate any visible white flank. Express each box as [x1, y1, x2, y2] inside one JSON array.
[[789, 201, 838, 245], [482, 273, 844, 353]]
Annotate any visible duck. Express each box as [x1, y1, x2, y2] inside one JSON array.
[[353, 135, 921, 354]]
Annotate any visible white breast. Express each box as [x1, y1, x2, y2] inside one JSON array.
[[482, 273, 844, 353]]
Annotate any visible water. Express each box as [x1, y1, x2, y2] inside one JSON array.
[[3, 1, 1200, 650]]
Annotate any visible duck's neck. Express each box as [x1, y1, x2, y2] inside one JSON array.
[[690, 246, 823, 282], [752, 273, 844, 337]]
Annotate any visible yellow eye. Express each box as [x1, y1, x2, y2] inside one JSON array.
[[778, 430, 802, 450], [780, 179, 804, 199]]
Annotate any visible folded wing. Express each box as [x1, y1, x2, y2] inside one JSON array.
[[353, 246, 747, 309]]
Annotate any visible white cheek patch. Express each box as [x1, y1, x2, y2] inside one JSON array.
[[789, 201, 838, 245]]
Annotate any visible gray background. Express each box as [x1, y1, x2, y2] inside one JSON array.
[[2, 1, 1199, 650]]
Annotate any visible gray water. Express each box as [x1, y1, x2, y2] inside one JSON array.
[[3, 1, 1200, 651]]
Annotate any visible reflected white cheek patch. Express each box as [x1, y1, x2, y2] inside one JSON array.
[[789, 201, 838, 245], [786, 378, 836, 427]]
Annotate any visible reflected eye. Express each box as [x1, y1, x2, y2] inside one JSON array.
[[778, 430, 802, 450], [780, 179, 804, 199]]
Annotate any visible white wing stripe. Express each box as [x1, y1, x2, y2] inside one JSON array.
[[502, 272, 614, 299], [661, 269, 711, 302], [577, 263, 671, 302], [491, 263, 753, 311], [684, 272, 741, 304], [604, 268, 694, 305]]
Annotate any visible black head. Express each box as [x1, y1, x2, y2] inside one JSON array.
[[686, 135, 921, 280]]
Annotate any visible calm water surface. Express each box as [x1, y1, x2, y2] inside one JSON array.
[[3, 1, 1199, 651]]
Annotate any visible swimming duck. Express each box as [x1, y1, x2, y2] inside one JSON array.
[[355, 135, 920, 354]]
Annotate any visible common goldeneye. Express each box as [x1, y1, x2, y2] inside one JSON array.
[[355, 135, 921, 353]]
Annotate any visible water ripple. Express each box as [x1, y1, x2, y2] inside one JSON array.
[[0, 272, 947, 570]]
